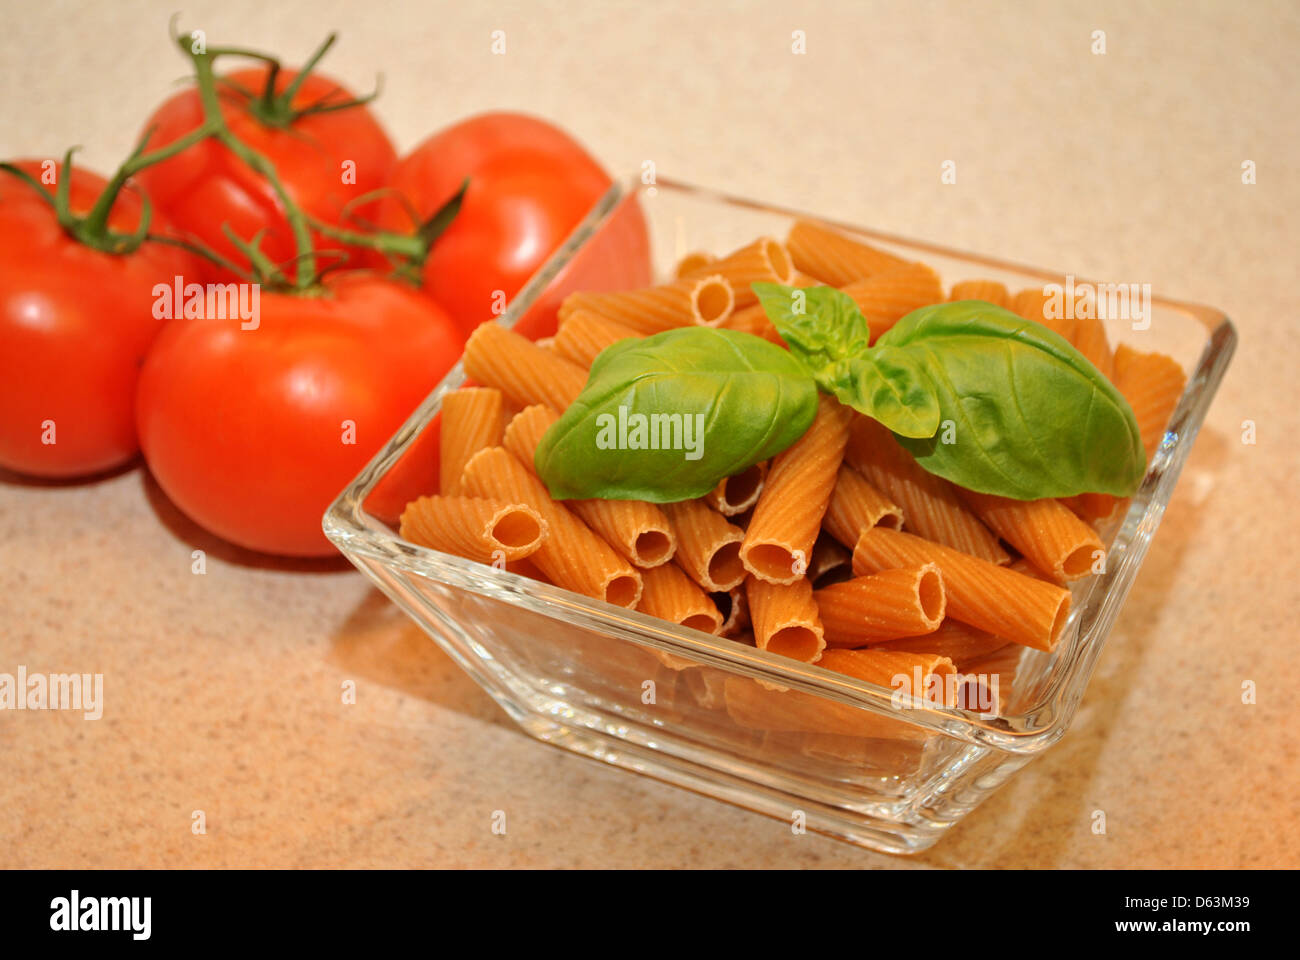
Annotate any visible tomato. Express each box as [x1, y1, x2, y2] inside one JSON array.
[[379, 112, 647, 338], [136, 273, 462, 557], [135, 66, 396, 280], [0, 160, 203, 477]]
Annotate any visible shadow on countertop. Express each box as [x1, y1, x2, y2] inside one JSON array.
[[140, 467, 353, 574], [327, 586, 513, 730]]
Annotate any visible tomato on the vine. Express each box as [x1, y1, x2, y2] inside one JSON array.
[[136, 273, 462, 557], [379, 112, 646, 339], [136, 65, 396, 280], [0, 160, 204, 477]]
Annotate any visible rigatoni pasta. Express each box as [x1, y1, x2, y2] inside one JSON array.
[[839, 262, 945, 343], [845, 415, 1008, 565], [786, 219, 909, 285], [439, 387, 505, 496], [747, 575, 826, 662], [463, 322, 588, 411], [551, 309, 644, 367], [1114, 344, 1187, 458], [637, 562, 724, 635], [558, 274, 735, 333], [823, 463, 904, 549], [662, 498, 747, 592], [503, 403, 676, 568], [853, 527, 1070, 652], [399, 495, 547, 564], [815, 564, 946, 647], [459, 446, 643, 608], [741, 395, 851, 584], [959, 490, 1104, 582], [704, 461, 768, 516], [681, 236, 796, 308], [949, 279, 1011, 309]]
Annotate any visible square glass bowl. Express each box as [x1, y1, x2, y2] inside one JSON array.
[[324, 176, 1236, 854]]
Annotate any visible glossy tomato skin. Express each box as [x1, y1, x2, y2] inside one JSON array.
[[378, 112, 619, 338], [136, 273, 462, 557], [0, 161, 203, 477], [135, 68, 396, 280]]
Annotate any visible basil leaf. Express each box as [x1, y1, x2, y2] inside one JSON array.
[[880, 301, 1146, 499], [755, 282, 940, 439], [752, 282, 871, 393], [535, 327, 819, 502], [848, 346, 941, 438]]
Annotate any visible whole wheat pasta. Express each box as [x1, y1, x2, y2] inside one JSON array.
[[503, 404, 676, 568], [722, 677, 927, 741], [786, 219, 909, 286], [719, 302, 783, 343], [807, 533, 852, 585], [551, 309, 644, 368], [674, 250, 716, 278], [840, 262, 945, 342], [1113, 344, 1187, 458], [823, 463, 904, 549], [439, 387, 506, 496], [1008, 556, 1068, 586], [557, 274, 734, 333], [681, 236, 796, 309], [815, 564, 946, 647], [1012, 286, 1075, 341], [1062, 492, 1124, 526], [819, 648, 958, 707], [637, 562, 724, 635], [714, 584, 750, 636], [399, 495, 547, 564], [460, 447, 642, 608], [662, 498, 747, 592], [845, 415, 1008, 564], [949, 279, 1011, 309], [1070, 314, 1115, 382], [683, 665, 730, 710], [959, 490, 1104, 582], [956, 642, 1024, 714], [748, 576, 826, 662], [741, 396, 852, 584], [852, 527, 1070, 652], [704, 461, 768, 516], [869, 619, 1012, 670], [463, 322, 588, 411]]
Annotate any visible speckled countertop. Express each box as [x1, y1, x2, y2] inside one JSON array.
[[2, 0, 1297, 868]]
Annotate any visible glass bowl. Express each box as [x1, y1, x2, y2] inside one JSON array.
[[323, 176, 1236, 854]]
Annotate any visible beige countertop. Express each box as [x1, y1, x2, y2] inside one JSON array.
[[2, 0, 1297, 868]]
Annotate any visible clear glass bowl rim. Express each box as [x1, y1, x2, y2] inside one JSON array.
[[324, 174, 1237, 756]]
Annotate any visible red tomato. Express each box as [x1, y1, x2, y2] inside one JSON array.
[[136, 273, 462, 557], [0, 160, 203, 477], [379, 112, 642, 338], [135, 67, 396, 280]]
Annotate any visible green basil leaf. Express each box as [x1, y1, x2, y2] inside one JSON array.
[[755, 281, 942, 440], [535, 327, 819, 502], [879, 300, 1146, 499], [848, 346, 941, 439], [752, 282, 871, 393]]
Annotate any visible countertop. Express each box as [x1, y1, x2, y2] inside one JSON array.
[[2, 0, 1297, 868]]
